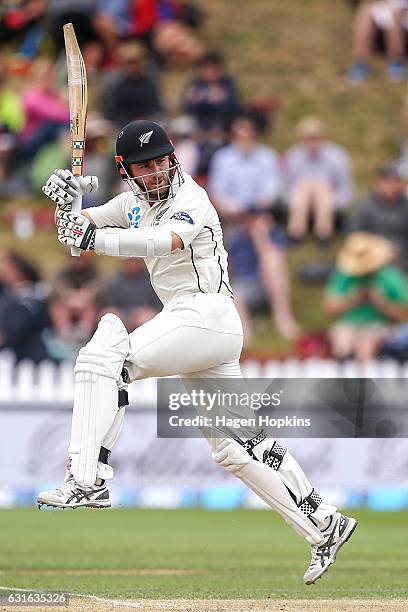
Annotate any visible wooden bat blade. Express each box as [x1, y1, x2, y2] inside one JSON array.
[[63, 22, 88, 178], [63, 23, 88, 257]]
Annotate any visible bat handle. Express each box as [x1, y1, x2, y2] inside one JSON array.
[[70, 191, 83, 257]]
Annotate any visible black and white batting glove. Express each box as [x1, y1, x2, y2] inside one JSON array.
[[42, 169, 99, 211], [56, 210, 97, 251]]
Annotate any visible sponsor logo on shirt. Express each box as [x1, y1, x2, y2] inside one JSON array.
[[170, 211, 194, 225], [128, 206, 141, 228]]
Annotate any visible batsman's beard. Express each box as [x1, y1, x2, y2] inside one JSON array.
[[137, 176, 170, 202], [118, 158, 184, 204]]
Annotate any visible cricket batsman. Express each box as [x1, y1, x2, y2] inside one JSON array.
[[38, 120, 357, 584]]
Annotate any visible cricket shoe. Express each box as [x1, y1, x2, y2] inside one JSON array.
[[303, 512, 357, 585], [37, 477, 110, 509]]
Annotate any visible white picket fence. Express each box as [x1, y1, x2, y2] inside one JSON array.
[[0, 349, 407, 406]]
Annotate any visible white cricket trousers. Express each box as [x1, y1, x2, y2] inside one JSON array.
[[124, 292, 244, 381], [95, 292, 243, 480], [121, 291, 336, 531]]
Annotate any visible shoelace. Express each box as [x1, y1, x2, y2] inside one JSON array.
[[54, 480, 76, 495], [309, 525, 337, 569], [309, 546, 320, 568]]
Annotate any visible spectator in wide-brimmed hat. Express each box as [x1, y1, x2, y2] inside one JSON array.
[[323, 232, 408, 361]]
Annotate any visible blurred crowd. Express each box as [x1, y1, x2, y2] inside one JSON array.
[[2, 0, 408, 364], [0, 249, 161, 362], [347, 0, 408, 84]]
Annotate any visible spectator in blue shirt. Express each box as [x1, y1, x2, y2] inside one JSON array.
[[208, 114, 300, 341], [93, 0, 132, 59], [284, 117, 353, 242], [208, 114, 282, 217]]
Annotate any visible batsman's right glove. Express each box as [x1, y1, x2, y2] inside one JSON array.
[[56, 210, 97, 251], [42, 169, 99, 211]]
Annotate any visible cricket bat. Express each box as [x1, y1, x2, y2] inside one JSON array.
[[63, 23, 88, 257]]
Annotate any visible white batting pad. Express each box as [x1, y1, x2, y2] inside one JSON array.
[[69, 372, 119, 485], [250, 436, 337, 530], [238, 460, 325, 544], [277, 450, 337, 529], [69, 313, 129, 486], [75, 313, 130, 380], [212, 438, 324, 545], [96, 407, 126, 481]]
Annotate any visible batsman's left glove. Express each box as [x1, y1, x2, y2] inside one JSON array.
[[56, 210, 97, 251], [42, 169, 99, 211]]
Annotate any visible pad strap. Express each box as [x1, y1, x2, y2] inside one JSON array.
[[98, 446, 111, 465], [118, 388, 129, 408], [263, 441, 287, 471], [121, 367, 130, 384], [298, 488, 323, 516], [241, 430, 267, 459]]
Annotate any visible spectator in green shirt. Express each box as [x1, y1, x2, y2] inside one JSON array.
[[323, 232, 408, 361]]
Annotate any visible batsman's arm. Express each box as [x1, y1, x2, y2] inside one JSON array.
[[92, 224, 183, 255], [84, 210, 183, 252], [82, 211, 94, 223], [57, 210, 183, 255]]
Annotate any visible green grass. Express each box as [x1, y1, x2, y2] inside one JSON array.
[[0, 508, 407, 599]]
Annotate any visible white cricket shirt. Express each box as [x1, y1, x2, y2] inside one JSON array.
[[88, 173, 234, 307]]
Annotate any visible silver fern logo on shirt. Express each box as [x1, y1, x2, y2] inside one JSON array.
[[139, 130, 153, 147], [153, 206, 169, 226]]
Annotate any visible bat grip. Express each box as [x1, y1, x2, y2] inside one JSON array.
[[70, 192, 83, 257]]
